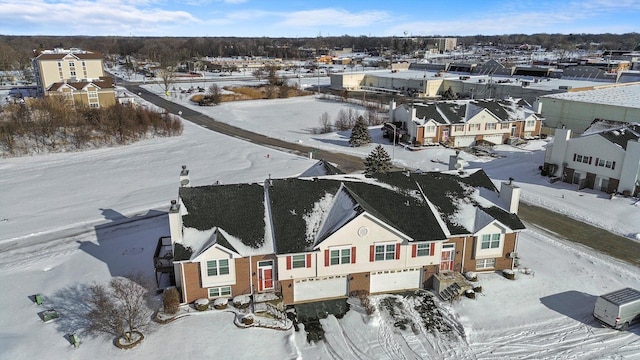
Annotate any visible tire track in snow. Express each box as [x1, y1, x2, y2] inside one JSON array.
[[320, 315, 373, 360], [400, 296, 476, 360], [470, 317, 640, 359], [377, 311, 407, 360]]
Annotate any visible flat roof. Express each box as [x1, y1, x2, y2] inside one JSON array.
[[345, 69, 606, 90], [540, 83, 640, 108]]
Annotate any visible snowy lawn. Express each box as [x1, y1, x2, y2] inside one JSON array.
[[1, 86, 639, 359]]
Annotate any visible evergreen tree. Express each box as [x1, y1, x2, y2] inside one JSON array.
[[349, 116, 372, 147], [364, 145, 392, 175]]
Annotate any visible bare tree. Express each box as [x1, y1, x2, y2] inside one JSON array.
[[86, 274, 154, 345], [207, 83, 222, 105], [318, 112, 332, 133], [252, 68, 265, 81], [157, 65, 176, 97]]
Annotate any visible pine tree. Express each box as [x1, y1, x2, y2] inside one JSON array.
[[349, 116, 372, 147], [364, 145, 392, 175]]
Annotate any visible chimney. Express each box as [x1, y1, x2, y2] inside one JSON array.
[[179, 165, 190, 187], [168, 200, 183, 244], [449, 150, 463, 171], [546, 128, 571, 177], [500, 179, 521, 214]]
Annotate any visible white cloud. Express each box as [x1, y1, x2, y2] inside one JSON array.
[[277, 8, 391, 28], [0, 0, 199, 35]]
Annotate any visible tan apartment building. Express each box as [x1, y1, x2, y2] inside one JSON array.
[[33, 48, 115, 107]]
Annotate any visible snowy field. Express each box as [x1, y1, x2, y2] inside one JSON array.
[[1, 86, 639, 359], [142, 82, 640, 240]]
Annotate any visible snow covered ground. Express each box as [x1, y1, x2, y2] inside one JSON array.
[[1, 85, 639, 359], [141, 82, 640, 240]]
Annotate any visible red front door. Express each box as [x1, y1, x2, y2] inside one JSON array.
[[440, 244, 455, 271], [258, 261, 274, 291]]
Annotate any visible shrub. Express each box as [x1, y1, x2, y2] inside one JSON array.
[[194, 298, 210, 311], [162, 288, 180, 314], [358, 292, 376, 315]]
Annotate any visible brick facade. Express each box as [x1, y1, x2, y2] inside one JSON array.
[[348, 272, 371, 296], [181, 262, 207, 303]]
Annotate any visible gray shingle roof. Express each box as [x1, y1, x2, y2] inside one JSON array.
[[598, 124, 640, 150], [178, 169, 525, 256], [411, 99, 524, 125], [179, 183, 266, 248]]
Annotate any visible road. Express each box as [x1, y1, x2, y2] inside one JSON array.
[[126, 83, 640, 267], [127, 84, 365, 173]]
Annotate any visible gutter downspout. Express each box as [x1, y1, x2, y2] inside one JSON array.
[[249, 255, 254, 313], [512, 232, 520, 270], [461, 236, 467, 273], [181, 262, 187, 304]]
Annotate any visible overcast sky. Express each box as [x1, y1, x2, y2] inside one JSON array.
[[1, 0, 639, 37]]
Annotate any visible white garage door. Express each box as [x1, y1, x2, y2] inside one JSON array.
[[454, 136, 475, 148], [293, 275, 348, 303], [482, 134, 504, 145], [370, 268, 421, 293]]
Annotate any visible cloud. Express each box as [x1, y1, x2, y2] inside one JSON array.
[[0, 0, 199, 35], [385, 1, 640, 36], [276, 8, 392, 28]]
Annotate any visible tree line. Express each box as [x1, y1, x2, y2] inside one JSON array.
[[1, 33, 638, 70], [0, 98, 183, 156]]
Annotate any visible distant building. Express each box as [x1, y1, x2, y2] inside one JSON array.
[[428, 38, 457, 53], [388, 98, 542, 147], [537, 83, 640, 133], [543, 121, 640, 196], [32, 48, 115, 108]]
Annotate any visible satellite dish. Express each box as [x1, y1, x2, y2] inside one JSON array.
[[454, 162, 463, 169]]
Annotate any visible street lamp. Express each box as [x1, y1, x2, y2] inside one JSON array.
[[389, 123, 397, 162]]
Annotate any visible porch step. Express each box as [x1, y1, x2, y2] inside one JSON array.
[[439, 282, 461, 301]]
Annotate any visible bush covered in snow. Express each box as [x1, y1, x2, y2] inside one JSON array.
[[463, 272, 478, 282], [502, 269, 515, 280], [233, 295, 251, 309], [194, 298, 210, 311], [213, 298, 228, 309]]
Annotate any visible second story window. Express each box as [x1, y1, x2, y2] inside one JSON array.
[[330, 248, 351, 265], [481, 234, 500, 249], [373, 243, 398, 261], [206, 259, 229, 276], [486, 123, 496, 130], [292, 254, 306, 268]]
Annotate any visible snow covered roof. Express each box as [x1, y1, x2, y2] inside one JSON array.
[[540, 83, 640, 108], [407, 98, 534, 125], [582, 120, 640, 150], [178, 169, 525, 256], [179, 183, 267, 251], [298, 159, 344, 177]]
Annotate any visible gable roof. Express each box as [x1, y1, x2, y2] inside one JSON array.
[[46, 77, 114, 92], [179, 183, 267, 249], [409, 98, 531, 125], [298, 159, 344, 177], [35, 51, 103, 61], [178, 169, 525, 257], [373, 169, 525, 235], [582, 120, 640, 150]]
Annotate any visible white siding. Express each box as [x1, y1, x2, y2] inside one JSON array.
[[198, 246, 236, 288]]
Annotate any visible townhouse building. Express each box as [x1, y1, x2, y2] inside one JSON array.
[[158, 164, 525, 305], [388, 99, 542, 147]]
